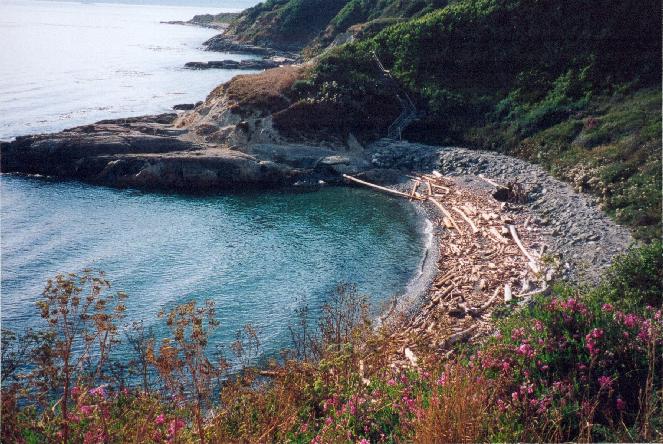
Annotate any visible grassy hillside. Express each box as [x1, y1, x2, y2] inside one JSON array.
[[225, 0, 349, 50], [225, 0, 449, 51], [280, 0, 661, 240]]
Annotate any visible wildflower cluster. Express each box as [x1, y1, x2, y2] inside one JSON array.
[[478, 291, 662, 442]]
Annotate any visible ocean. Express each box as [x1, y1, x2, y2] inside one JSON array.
[[0, 0, 257, 140], [0, 1, 429, 368]]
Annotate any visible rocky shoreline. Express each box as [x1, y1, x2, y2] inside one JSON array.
[[0, 19, 635, 362], [0, 114, 634, 370], [184, 59, 284, 71], [0, 120, 633, 281]]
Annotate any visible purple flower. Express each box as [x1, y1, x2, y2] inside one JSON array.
[[616, 397, 626, 411]]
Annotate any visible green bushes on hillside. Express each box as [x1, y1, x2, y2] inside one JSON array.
[[300, 0, 661, 239], [226, 0, 348, 49]]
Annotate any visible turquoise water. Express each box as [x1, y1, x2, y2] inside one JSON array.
[[1, 175, 428, 360]]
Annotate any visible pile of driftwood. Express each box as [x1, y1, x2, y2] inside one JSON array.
[[343, 172, 548, 368]]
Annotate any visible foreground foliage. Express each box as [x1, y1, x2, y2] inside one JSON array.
[[2, 244, 661, 442]]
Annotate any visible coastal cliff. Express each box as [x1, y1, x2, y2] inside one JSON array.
[[0, 67, 371, 191]]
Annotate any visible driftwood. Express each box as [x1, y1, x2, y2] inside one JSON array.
[[427, 197, 462, 232], [507, 224, 540, 273], [342, 174, 420, 199], [515, 284, 548, 299], [478, 174, 502, 188], [452, 206, 479, 233], [438, 324, 478, 350], [479, 286, 501, 311], [410, 180, 421, 199], [347, 171, 547, 366], [504, 284, 513, 302]]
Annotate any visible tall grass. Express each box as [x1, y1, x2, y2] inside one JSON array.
[[2, 244, 661, 442]]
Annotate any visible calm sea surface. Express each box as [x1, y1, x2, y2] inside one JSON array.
[[0, 1, 428, 364], [1, 176, 428, 362], [0, 0, 257, 140]]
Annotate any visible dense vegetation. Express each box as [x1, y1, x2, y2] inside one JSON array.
[[225, 0, 448, 51], [226, 0, 349, 50], [273, 0, 661, 240], [2, 244, 661, 442]]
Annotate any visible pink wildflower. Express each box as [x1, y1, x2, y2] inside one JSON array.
[[516, 343, 535, 359], [387, 378, 396, 386], [622, 313, 638, 328], [79, 405, 94, 416], [359, 439, 370, 444], [585, 329, 604, 357], [155, 414, 165, 425], [167, 418, 185, 438], [71, 386, 81, 397], [598, 375, 613, 390], [67, 413, 80, 423], [436, 373, 447, 386], [511, 327, 525, 341], [637, 321, 651, 342], [511, 392, 519, 402], [89, 385, 107, 399], [616, 397, 626, 411]]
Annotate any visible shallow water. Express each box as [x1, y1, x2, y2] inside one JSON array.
[[0, 0, 258, 140], [1, 175, 428, 360], [0, 0, 430, 368]]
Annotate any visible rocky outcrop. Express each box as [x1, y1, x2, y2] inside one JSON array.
[[173, 103, 199, 111], [184, 59, 281, 70], [0, 104, 369, 192], [203, 34, 274, 56], [161, 13, 239, 30]]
